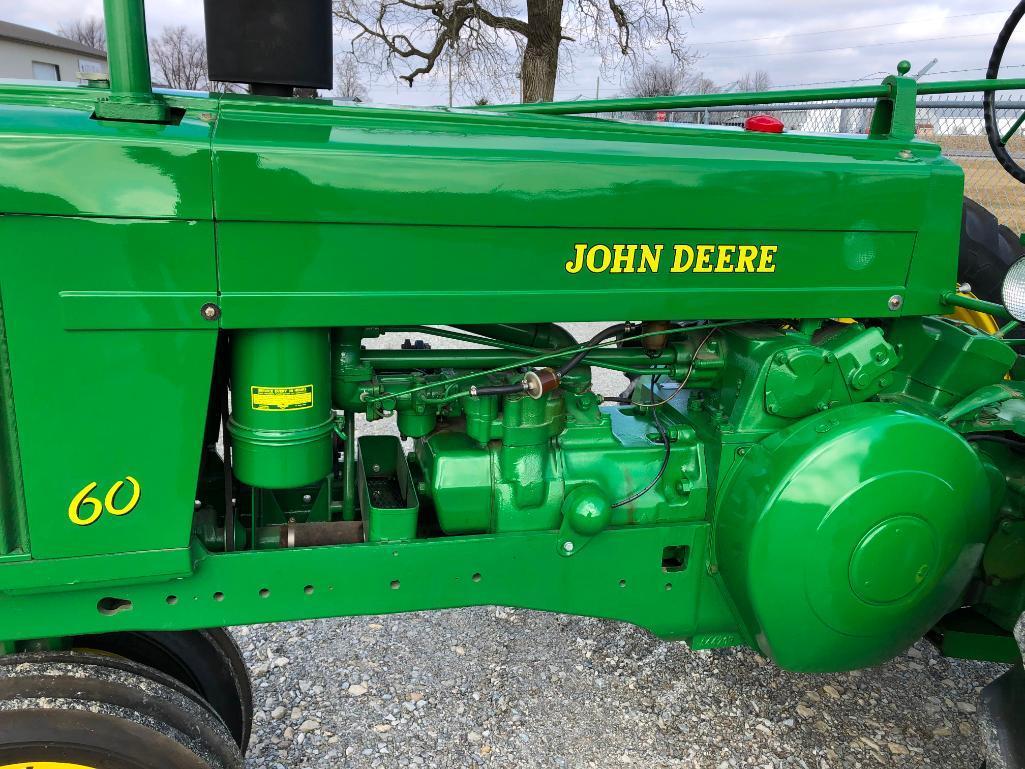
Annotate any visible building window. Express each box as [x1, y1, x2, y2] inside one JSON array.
[[31, 61, 60, 81], [79, 59, 104, 74]]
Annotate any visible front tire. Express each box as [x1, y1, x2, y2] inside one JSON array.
[[71, 629, 253, 752], [0, 652, 242, 769]]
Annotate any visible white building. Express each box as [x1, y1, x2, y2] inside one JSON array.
[[0, 20, 107, 83]]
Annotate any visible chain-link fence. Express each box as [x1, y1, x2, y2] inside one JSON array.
[[623, 94, 1025, 233]]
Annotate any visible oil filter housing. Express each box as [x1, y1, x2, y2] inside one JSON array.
[[228, 329, 333, 489]]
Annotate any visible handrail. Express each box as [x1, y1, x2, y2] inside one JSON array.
[[475, 85, 891, 115], [918, 78, 1025, 94], [475, 77, 1025, 117]]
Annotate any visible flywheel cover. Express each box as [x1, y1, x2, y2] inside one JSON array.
[[716, 402, 994, 672]]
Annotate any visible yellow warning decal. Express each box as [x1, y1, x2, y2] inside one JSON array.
[[251, 385, 314, 412], [0, 764, 98, 769]]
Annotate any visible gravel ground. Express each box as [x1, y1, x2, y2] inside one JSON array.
[[235, 323, 1008, 769], [235, 616, 1004, 769]]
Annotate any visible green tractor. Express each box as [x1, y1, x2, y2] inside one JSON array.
[[1, 0, 1025, 766]]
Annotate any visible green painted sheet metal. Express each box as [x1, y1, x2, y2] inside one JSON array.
[[208, 98, 961, 324], [0, 216, 217, 560], [0, 547, 193, 595], [60, 292, 218, 330], [0, 90, 215, 219], [215, 225, 927, 328], [209, 99, 952, 229]]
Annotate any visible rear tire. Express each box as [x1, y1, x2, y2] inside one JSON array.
[[0, 651, 242, 769], [959, 197, 1025, 303]]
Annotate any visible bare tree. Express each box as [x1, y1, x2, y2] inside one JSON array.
[[625, 62, 685, 121], [686, 72, 719, 94], [335, 55, 370, 101], [209, 80, 245, 94], [58, 17, 106, 52], [150, 26, 208, 91], [626, 62, 685, 98], [735, 69, 771, 93], [334, 0, 700, 104]]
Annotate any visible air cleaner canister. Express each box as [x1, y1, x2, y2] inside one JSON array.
[[228, 329, 333, 489]]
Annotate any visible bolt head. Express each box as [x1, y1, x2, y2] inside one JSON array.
[[200, 303, 220, 320], [888, 295, 904, 311], [563, 541, 575, 553], [302, 494, 313, 504]]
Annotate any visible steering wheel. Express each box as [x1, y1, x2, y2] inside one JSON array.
[[985, 0, 1025, 184]]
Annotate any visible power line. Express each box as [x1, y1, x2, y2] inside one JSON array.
[[700, 31, 998, 61], [688, 9, 1006, 47]]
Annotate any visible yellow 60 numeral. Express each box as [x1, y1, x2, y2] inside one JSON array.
[[69, 476, 141, 526]]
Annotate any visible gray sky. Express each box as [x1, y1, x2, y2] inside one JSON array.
[[4, 0, 1024, 105]]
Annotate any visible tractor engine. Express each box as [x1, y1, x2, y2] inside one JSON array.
[[214, 315, 1012, 673]]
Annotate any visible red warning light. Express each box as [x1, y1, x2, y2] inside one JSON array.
[[744, 114, 785, 134]]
